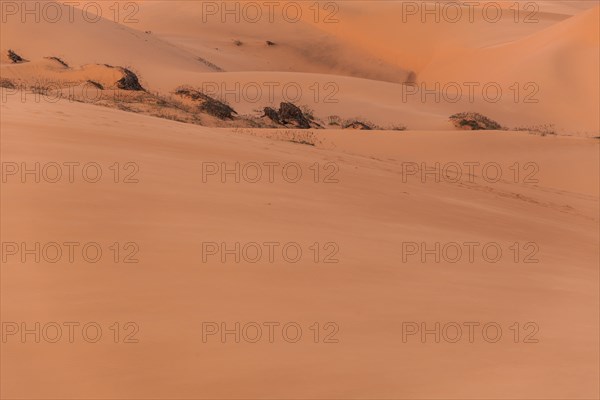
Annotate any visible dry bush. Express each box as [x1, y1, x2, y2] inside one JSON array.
[[449, 112, 502, 130], [513, 124, 557, 137]]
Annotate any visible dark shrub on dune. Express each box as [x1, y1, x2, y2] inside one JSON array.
[[262, 107, 281, 124], [116, 68, 145, 91], [175, 87, 237, 120], [449, 112, 502, 130], [278, 102, 311, 129], [0, 79, 16, 89], [86, 80, 104, 90], [263, 102, 311, 129], [45, 56, 69, 68], [7, 49, 27, 63]]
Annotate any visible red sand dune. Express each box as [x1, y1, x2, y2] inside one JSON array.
[[1, 1, 598, 399]]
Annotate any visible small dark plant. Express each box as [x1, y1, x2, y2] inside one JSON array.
[[342, 118, 380, 130], [45, 56, 69, 68], [7, 50, 27, 63], [175, 87, 237, 120], [86, 80, 104, 90], [0, 79, 16, 89], [116, 68, 144, 91], [449, 112, 502, 130]]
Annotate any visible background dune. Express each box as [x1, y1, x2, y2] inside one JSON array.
[[2, 1, 598, 133]]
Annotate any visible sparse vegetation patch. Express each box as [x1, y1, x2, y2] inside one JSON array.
[[0, 78, 16, 89], [342, 118, 379, 130], [175, 87, 237, 120], [86, 80, 104, 90], [449, 112, 502, 130], [262, 102, 314, 129], [197, 56, 224, 72], [45, 56, 69, 68], [115, 67, 145, 91], [513, 124, 557, 137], [7, 49, 27, 63]]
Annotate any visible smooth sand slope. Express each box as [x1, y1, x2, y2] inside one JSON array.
[[1, 94, 598, 399]]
